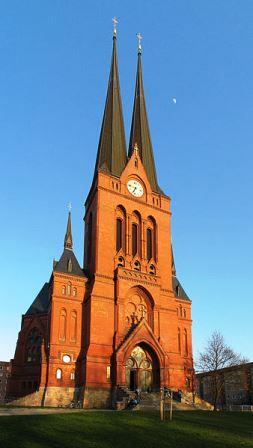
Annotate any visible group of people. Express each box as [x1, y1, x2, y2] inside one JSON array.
[[125, 387, 183, 409], [126, 389, 141, 409]]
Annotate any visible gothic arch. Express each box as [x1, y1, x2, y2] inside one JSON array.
[[70, 310, 77, 343], [124, 342, 161, 391], [116, 205, 126, 253], [132, 210, 141, 258], [125, 286, 154, 330], [147, 215, 157, 262], [59, 308, 67, 341]]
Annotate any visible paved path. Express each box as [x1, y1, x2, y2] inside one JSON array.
[[0, 407, 86, 416]]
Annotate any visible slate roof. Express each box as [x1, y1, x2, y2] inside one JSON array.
[[172, 276, 190, 301], [53, 248, 85, 277], [25, 282, 50, 315], [128, 51, 162, 194], [94, 35, 127, 179]]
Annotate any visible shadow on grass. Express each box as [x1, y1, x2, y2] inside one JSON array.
[[0, 411, 253, 448]]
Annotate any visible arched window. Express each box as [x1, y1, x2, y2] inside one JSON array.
[[178, 328, 181, 353], [62, 286, 66, 295], [70, 310, 77, 342], [147, 228, 153, 261], [147, 216, 156, 261], [132, 223, 138, 256], [132, 211, 141, 258], [116, 206, 126, 253], [184, 329, 188, 356], [116, 218, 123, 252], [56, 369, 62, 380], [59, 309, 67, 341], [67, 283, 71, 296]]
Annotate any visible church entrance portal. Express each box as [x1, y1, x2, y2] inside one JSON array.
[[126, 345, 160, 392]]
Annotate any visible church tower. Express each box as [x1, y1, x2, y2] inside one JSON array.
[[82, 28, 193, 407], [7, 24, 193, 409]]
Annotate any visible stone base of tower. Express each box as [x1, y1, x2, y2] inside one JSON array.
[[5, 389, 44, 407], [83, 387, 112, 409], [6, 386, 83, 408]]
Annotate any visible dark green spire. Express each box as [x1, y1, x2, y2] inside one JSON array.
[[64, 212, 73, 250], [94, 35, 127, 178], [129, 48, 161, 193]]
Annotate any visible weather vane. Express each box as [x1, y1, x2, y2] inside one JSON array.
[[112, 17, 118, 36], [137, 32, 142, 53], [67, 202, 72, 212]]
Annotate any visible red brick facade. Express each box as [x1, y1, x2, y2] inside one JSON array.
[[7, 34, 193, 408]]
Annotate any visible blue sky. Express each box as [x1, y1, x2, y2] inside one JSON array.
[[0, 0, 253, 362]]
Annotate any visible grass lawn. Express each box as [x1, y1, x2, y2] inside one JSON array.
[[0, 411, 252, 448]]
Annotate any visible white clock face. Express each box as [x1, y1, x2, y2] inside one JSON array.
[[63, 355, 71, 363], [127, 179, 144, 197]]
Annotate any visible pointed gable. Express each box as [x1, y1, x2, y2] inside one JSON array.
[[54, 249, 84, 277], [129, 50, 162, 194], [94, 35, 127, 178]]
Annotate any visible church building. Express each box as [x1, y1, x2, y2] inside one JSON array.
[[7, 26, 193, 408]]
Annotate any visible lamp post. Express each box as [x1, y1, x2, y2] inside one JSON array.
[[170, 390, 173, 421], [160, 387, 165, 421]]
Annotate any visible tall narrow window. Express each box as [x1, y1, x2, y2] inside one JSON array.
[[147, 228, 153, 261], [184, 329, 188, 356], [56, 369, 62, 380], [178, 328, 181, 352], [59, 309, 67, 341], [116, 218, 123, 252], [132, 223, 138, 256], [116, 206, 126, 253], [70, 311, 77, 343]]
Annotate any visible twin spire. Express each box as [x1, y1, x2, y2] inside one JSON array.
[[94, 25, 161, 194]]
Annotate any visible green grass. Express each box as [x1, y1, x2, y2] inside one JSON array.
[[0, 411, 252, 448]]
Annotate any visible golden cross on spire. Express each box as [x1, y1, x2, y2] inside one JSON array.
[[137, 32, 142, 53], [112, 17, 118, 37]]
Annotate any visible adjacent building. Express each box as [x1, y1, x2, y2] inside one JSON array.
[[196, 362, 253, 408], [0, 361, 10, 403]]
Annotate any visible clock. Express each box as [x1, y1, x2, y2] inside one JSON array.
[[62, 354, 71, 363], [127, 179, 144, 197]]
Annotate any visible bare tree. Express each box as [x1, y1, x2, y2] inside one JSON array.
[[196, 331, 248, 410]]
